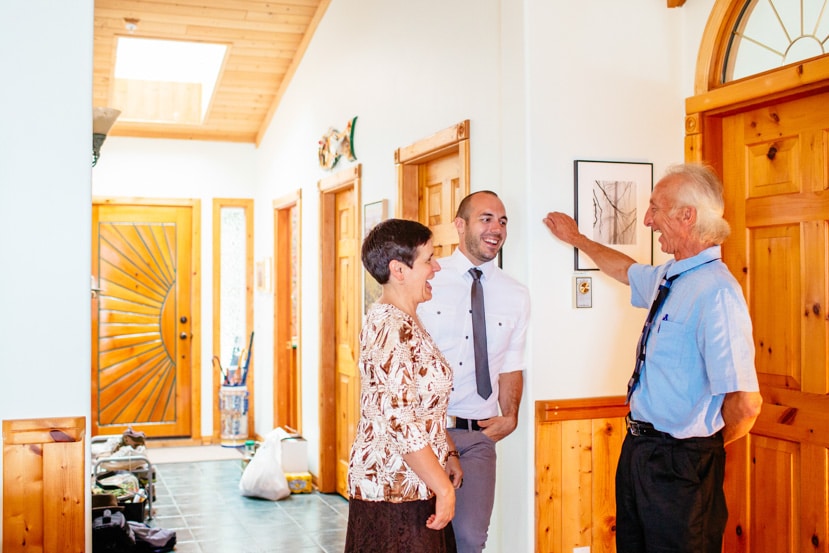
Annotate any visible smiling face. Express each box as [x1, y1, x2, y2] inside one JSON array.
[[401, 239, 441, 305], [644, 175, 697, 260], [455, 193, 507, 265]]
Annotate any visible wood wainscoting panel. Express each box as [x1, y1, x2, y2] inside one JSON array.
[[536, 397, 628, 553]]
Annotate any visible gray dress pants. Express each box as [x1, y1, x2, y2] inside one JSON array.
[[448, 428, 497, 553]]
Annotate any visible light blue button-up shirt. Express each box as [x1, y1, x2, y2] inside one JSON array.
[[627, 246, 759, 439]]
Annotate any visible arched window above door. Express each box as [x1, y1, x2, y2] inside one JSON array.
[[723, 0, 829, 82]]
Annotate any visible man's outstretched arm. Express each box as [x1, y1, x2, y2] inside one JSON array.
[[543, 212, 636, 284]]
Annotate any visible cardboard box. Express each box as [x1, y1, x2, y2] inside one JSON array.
[[285, 471, 313, 494], [281, 436, 308, 473]]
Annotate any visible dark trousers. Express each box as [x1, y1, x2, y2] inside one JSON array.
[[615, 430, 727, 553]]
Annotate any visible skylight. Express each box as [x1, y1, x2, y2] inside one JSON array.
[[113, 37, 227, 125]]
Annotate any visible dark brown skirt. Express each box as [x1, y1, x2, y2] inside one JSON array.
[[344, 497, 457, 553]]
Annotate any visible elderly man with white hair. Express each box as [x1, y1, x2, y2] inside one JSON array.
[[543, 162, 762, 553]]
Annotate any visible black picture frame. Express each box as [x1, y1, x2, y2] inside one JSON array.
[[573, 159, 654, 271]]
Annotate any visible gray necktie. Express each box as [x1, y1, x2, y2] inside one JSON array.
[[469, 268, 492, 399]]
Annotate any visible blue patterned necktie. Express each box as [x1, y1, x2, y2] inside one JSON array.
[[626, 273, 679, 404]]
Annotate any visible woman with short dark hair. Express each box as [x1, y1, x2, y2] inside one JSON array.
[[345, 218, 462, 553]]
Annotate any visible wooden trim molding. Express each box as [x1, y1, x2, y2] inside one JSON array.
[[688, 56, 829, 116], [394, 119, 469, 164], [318, 165, 361, 192], [536, 395, 628, 423], [273, 189, 301, 210], [694, 0, 745, 94], [395, 120, 470, 222]]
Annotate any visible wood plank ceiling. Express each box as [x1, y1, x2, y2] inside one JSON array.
[[94, 0, 330, 144]]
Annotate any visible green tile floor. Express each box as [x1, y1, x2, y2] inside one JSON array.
[[146, 460, 348, 553]]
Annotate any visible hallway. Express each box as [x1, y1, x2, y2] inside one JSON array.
[[149, 459, 348, 552]]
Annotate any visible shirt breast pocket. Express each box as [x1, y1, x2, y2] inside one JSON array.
[[486, 313, 517, 353], [649, 319, 692, 367], [420, 305, 460, 344]]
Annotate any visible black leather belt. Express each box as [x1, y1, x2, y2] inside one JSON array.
[[625, 415, 672, 438], [446, 416, 483, 431]]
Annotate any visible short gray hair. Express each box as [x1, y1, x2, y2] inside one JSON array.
[[664, 163, 731, 245]]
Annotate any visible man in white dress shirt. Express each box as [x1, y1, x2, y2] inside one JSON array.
[[418, 191, 530, 553]]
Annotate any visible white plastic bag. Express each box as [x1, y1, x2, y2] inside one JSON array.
[[239, 429, 290, 501]]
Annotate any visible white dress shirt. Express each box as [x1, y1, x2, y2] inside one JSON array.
[[418, 248, 530, 419]]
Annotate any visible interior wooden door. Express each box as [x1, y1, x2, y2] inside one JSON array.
[[334, 187, 360, 497], [719, 90, 829, 553], [273, 192, 302, 433], [318, 166, 361, 495], [396, 120, 470, 257], [92, 202, 195, 439], [419, 156, 465, 258]]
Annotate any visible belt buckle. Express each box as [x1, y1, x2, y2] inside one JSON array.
[[625, 415, 642, 437], [446, 415, 457, 429]]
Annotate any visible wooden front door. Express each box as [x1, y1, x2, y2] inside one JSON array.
[[318, 166, 361, 495], [396, 120, 470, 257], [92, 201, 197, 439], [719, 90, 829, 553]]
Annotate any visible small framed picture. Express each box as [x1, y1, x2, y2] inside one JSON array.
[[574, 160, 654, 271], [255, 257, 272, 293], [363, 200, 388, 313]]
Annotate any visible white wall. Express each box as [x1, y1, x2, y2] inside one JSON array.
[[255, 0, 506, 488], [255, 1, 718, 550], [0, 0, 720, 550], [526, 5, 686, 399], [0, 1, 94, 548]]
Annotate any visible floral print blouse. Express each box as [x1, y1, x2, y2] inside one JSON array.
[[347, 303, 454, 502]]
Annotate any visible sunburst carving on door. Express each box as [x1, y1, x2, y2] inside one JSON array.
[[96, 221, 178, 425]]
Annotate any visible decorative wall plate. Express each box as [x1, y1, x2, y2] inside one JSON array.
[[318, 116, 357, 170]]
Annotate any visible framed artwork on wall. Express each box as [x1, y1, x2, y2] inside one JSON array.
[[573, 160, 653, 271], [255, 257, 272, 293], [363, 199, 388, 313]]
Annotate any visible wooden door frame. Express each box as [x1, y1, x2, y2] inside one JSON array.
[[317, 165, 361, 493], [91, 197, 203, 443], [687, 5, 829, 551], [685, 15, 829, 300], [273, 190, 302, 434], [685, 55, 829, 171], [688, 80, 829, 550], [395, 119, 470, 221]]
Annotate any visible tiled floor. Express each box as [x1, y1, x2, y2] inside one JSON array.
[[147, 460, 349, 553]]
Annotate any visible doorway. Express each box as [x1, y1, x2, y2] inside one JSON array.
[[396, 119, 470, 257], [317, 166, 361, 495], [273, 191, 303, 433], [91, 199, 201, 440], [688, 8, 829, 550]]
